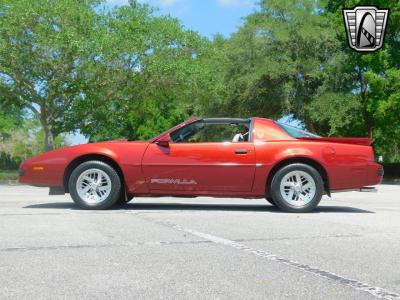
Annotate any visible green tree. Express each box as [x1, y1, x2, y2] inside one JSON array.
[[307, 0, 400, 161], [0, 102, 22, 141], [67, 3, 221, 141], [0, 116, 69, 165], [0, 0, 220, 147], [210, 0, 399, 161], [206, 0, 339, 121], [0, 0, 101, 151]]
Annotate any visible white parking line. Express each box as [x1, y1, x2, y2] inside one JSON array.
[[142, 217, 400, 300]]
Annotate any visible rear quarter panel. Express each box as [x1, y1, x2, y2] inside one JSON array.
[[251, 117, 378, 194], [252, 140, 376, 195]]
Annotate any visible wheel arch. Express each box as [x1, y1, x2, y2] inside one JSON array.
[[64, 154, 125, 193], [265, 157, 330, 197]]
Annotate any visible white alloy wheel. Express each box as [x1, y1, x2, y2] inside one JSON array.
[[279, 170, 316, 207], [76, 168, 112, 204]]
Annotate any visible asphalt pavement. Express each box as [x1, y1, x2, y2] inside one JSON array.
[[0, 185, 399, 299]]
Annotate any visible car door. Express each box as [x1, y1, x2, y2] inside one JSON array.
[[141, 119, 256, 193]]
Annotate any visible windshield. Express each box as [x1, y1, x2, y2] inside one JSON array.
[[277, 122, 320, 138]]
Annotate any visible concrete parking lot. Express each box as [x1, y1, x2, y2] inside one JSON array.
[[0, 185, 399, 299]]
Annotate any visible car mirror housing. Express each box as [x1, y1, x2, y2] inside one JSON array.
[[156, 135, 170, 147]]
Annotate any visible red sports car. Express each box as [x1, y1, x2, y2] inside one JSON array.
[[19, 117, 383, 212]]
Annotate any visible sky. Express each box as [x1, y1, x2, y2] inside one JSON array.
[[106, 0, 257, 38], [69, 0, 257, 145]]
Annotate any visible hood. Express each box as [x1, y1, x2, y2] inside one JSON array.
[[298, 137, 374, 146]]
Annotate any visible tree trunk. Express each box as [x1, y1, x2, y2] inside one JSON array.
[[358, 69, 373, 138], [39, 104, 55, 152], [43, 124, 55, 152]]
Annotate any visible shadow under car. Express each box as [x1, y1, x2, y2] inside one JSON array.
[[23, 202, 375, 213]]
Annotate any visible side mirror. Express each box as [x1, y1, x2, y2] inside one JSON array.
[[156, 134, 170, 147]]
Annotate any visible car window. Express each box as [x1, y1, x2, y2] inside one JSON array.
[[170, 121, 250, 143], [277, 122, 320, 138]]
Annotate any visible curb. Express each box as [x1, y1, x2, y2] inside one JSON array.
[[0, 180, 19, 185], [382, 178, 400, 185]]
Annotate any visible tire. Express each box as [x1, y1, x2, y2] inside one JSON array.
[[270, 163, 323, 213], [68, 160, 122, 210], [117, 192, 134, 205], [265, 196, 276, 206]]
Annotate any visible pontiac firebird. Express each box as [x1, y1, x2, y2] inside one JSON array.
[[19, 117, 383, 212]]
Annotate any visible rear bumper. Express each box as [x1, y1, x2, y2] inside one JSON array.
[[377, 167, 384, 176], [365, 163, 384, 186]]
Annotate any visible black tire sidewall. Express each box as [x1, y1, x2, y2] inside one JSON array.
[[270, 163, 323, 213], [266, 196, 276, 206], [68, 160, 122, 210]]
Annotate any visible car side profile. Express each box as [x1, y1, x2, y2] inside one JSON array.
[[19, 117, 383, 212]]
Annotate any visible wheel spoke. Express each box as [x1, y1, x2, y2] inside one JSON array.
[[298, 193, 307, 202], [98, 185, 109, 192], [288, 189, 294, 201], [296, 173, 301, 184], [81, 185, 91, 194], [92, 192, 100, 202]]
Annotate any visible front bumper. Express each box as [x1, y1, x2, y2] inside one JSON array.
[[49, 187, 65, 195]]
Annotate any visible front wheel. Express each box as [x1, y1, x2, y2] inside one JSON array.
[[270, 163, 323, 213], [68, 160, 122, 210], [117, 192, 134, 205]]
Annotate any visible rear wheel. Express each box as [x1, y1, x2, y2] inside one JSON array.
[[265, 196, 276, 206], [270, 163, 323, 213], [68, 160, 122, 210]]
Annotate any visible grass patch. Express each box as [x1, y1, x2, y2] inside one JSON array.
[[0, 170, 18, 180]]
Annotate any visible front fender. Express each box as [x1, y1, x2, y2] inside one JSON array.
[[19, 144, 120, 187]]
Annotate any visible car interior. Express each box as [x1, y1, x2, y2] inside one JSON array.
[[170, 118, 251, 143]]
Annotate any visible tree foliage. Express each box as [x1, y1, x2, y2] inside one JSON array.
[[0, 0, 219, 148], [208, 0, 400, 162], [0, 0, 102, 150], [204, 0, 339, 122], [307, 0, 400, 161], [0, 116, 69, 167], [0, 0, 399, 162], [67, 3, 222, 142]]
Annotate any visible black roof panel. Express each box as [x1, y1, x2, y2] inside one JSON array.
[[201, 118, 251, 124]]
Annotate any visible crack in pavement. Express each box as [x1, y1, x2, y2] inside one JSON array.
[[234, 233, 363, 242], [0, 233, 365, 253], [137, 215, 400, 300], [0, 241, 211, 252]]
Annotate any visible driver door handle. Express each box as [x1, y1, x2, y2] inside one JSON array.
[[234, 149, 247, 154]]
